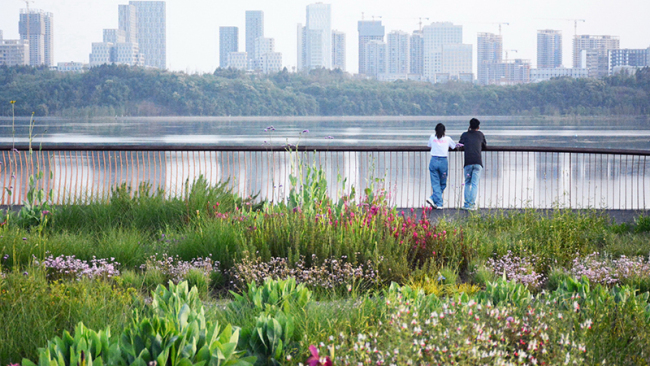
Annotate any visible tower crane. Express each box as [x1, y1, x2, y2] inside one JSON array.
[[21, 0, 34, 59], [470, 22, 510, 36], [504, 49, 518, 62], [536, 18, 585, 38]]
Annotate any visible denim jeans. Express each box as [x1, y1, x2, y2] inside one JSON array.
[[429, 156, 448, 207], [463, 164, 483, 208]]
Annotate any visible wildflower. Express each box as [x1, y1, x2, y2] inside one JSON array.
[[10, 100, 16, 104], [22, 271, 28, 276], [22, 237, 27, 241], [307, 345, 332, 366], [42, 210, 50, 215], [325, 136, 334, 139], [12, 148, 19, 153], [302, 129, 310, 134]]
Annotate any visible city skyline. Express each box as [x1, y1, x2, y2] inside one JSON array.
[[0, 0, 649, 74]]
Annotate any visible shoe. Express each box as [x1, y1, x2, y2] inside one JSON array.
[[461, 206, 470, 211], [436, 205, 444, 210], [426, 198, 436, 209]]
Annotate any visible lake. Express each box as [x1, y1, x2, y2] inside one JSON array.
[[1, 115, 649, 150]]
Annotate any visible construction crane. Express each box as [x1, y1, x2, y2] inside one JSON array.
[[504, 49, 518, 62], [375, 16, 430, 31], [536, 18, 585, 38], [360, 13, 382, 22], [469, 21, 510, 36]]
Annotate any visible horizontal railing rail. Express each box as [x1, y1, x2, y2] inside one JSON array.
[[1, 144, 648, 210]]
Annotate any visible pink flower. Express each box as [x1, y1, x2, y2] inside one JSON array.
[[307, 345, 332, 366]]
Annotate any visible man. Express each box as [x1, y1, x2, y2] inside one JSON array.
[[459, 118, 487, 210]]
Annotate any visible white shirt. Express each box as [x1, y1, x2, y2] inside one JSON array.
[[428, 135, 457, 157]]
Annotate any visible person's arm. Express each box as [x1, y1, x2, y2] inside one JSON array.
[[447, 137, 457, 150], [427, 135, 432, 148], [459, 132, 466, 145], [482, 133, 487, 149]]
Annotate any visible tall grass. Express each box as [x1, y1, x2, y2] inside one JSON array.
[[0, 266, 140, 365]]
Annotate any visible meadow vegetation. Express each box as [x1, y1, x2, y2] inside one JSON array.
[[1, 175, 650, 365]]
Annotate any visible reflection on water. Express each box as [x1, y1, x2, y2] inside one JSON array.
[[1, 116, 649, 150], [1, 149, 648, 209]]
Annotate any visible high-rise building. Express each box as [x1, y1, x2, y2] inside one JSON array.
[[409, 30, 424, 75], [387, 31, 410, 75], [219, 27, 238, 68], [246, 11, 264, 63], [537, 30, 562, 69], [365, 40, 386, 78], [298, 3, 332, 71], [19, 9, 53, 66], [0, 36, 30, 66], [332, 30, 346, 71], [129, 1, 166, 69], [118, 4, 137, 43], [608, 48, 650, 75], [477, 32, 502, 85], [422, 22, 471, 82], [442, 43, 472, 78], [573, 35, 619, 78], [358, 20, 384, 75]]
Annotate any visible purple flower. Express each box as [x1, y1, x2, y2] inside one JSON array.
[[325, 136, 334, 139], [2, 254, 9, 261], [22, 237, 27, 241], [42, 210, 50, 215], [12, 148, 19, 153], [22, 271, 28, 276], [302, 129, 310, 134], [267, 125, 275, 131]]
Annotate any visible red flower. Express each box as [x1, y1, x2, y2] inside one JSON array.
[[307, 345, 332, 366]]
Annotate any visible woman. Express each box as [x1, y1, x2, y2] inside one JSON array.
[[426, 123, 458, 209]]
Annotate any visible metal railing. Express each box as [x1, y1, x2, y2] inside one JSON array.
[[1, 144, 648, 210]]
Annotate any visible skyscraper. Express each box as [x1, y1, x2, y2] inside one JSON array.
[[246, 11, 264, 63], [387, 31, 410, 74], [422, 22, 471, 82], [410, 30, 424, 75], [332, 30, 346, 71], [358, 20, 384, 75], [118, 4, 137, 43], [365, 40, 386, 78], [19, 9, 53, 66], [477, 32, 502, 85], [129, 1, 166, 69], [537, 30, 562, 69], [220, 27, 238, 68], [298, 3, 332, 70], [573, 35, 619, 78]]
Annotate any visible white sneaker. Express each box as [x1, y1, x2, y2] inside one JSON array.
[[436, 205, 444, 210], [426, 198, 436, 209]]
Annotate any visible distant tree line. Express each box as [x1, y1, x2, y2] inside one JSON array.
[[1, 64, 649, 117]]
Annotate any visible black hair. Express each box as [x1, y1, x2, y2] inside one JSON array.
[[469, 118, 480, 130], [435, 123, 446, 139]]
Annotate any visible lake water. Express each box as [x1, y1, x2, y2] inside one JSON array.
[[1, 115, 649, 150]]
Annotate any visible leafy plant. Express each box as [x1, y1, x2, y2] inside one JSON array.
[[247, 310, 296, 365], [22, 323, 120, 366], [475, 275, 533, 306], [230, 277, 312, 314]]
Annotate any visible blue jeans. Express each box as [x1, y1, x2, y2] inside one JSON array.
[[429, 156, 448, 207], [463, 164, 483, 208]]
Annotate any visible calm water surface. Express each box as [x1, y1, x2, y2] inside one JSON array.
[[1, 116, 649, 150]]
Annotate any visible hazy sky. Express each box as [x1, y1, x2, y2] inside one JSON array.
[[1, 0, 648, 74]]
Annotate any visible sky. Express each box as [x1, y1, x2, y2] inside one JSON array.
[[0, 0, 649, 75]]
